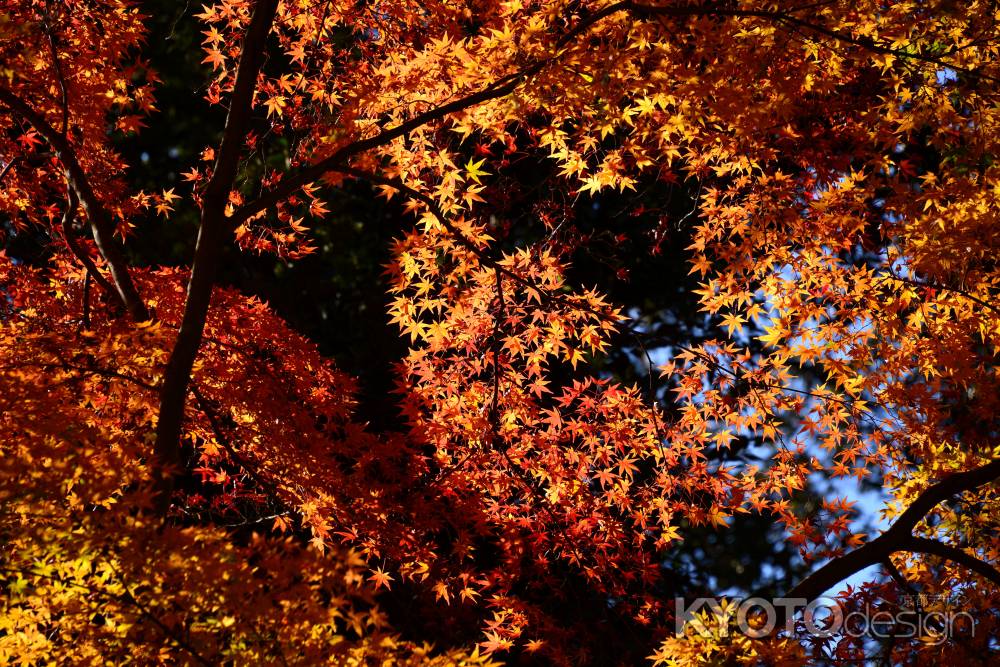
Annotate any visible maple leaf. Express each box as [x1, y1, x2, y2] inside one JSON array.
[[594, 468, 616, 489], [464, 158, 491, 185], [201, 48, 226, 70], [459, 585, 481, 603], [713, 430, 736, 450], [720, 311, 747, 335], [432, 581, 451, 604], [264, 95, 287, 118], [524, 639, 545, 653], [479, 631, 512, 654], [367, 567, 394, 590], [18, 131, 43, 151]]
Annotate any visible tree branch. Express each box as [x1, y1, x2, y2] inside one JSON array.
[[0, 87, 149, 321], [226, 0, 661, 230], [782, 460, 1000, 618], [0, 565, 213, 666], [149, 0, 999, 513], [60, 185, 118, 297], [152, 0, 280, 510], [903, 535, 1000, 588], [190, 383, 286, 502], [885, 460, 1000, 540], [0, 155, 20, 185], [331, 165, 607, 319], [884, 270, 999, 315], [226, 67, 541, 229]]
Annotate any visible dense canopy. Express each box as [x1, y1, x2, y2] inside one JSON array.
[[2, 0, 1000, 664]]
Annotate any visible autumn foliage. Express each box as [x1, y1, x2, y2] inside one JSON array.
[[2, 0, 1000, 664]]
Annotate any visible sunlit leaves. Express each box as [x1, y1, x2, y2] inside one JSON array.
[[6, 0, 1000, 664]]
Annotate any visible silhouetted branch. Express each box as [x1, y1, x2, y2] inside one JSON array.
[[152, 0, 281, 512], [0, 88, 149, 321], [782, 460, 1000, 621]]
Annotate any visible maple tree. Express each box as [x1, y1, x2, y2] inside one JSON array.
[[3, 0, 1000, 664]]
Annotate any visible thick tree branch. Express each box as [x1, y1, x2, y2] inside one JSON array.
[[782, 460, 1000, 617], [0, 88, 149, 321], [152, 0, 279, 509], [885, 459, 1000, 539], [903, 535, 1000, 588]]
